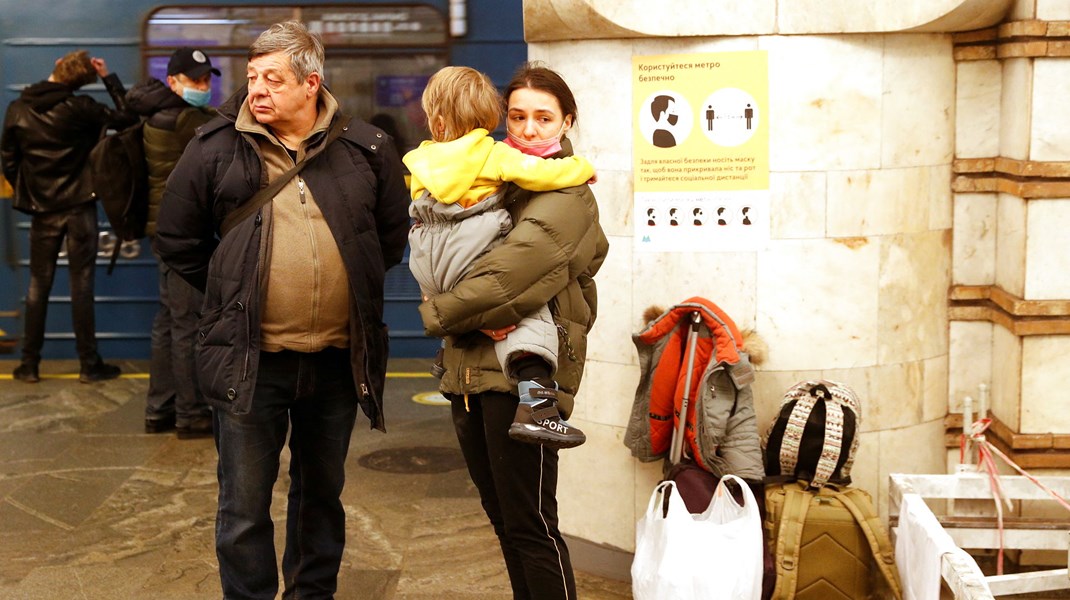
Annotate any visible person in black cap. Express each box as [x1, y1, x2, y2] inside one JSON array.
[[125, 47, 220, 438], [1, 50, 134, 384]]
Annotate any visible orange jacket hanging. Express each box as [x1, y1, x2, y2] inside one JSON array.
[[625, 296, 765, 480]]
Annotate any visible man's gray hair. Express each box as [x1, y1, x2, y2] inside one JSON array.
[[249, 20, 324, 81]]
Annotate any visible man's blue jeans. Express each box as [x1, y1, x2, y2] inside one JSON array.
[[214, 347, 358, 600]]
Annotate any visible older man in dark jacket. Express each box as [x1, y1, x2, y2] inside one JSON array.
[[154, 21, 409, 598], [0, 50, 134, 383]]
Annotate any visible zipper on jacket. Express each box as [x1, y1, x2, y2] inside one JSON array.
[[241, 300, 251, 381], [352, 290, 378, 417], [298, 184, 320, 348]]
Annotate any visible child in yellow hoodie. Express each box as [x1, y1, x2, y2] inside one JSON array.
[[404, 66, 593, 449]]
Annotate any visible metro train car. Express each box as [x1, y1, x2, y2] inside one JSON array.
[[0, 0, 525, 359]]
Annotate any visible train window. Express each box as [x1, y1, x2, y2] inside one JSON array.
[[142, 4, 448, 154]]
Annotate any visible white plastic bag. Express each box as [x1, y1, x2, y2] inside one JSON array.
[[692, 475, 764, 599], [631, 476, 764, 600], [632, 481, 694, 600]]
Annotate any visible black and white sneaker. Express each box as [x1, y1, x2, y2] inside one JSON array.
[[508, 381, 586, 449]]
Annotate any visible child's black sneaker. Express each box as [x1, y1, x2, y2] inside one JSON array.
[[508, 380, 586, 449]]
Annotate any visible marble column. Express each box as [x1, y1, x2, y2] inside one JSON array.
[[520, 0, 1014, 566], [950, 0, 1070, 470]]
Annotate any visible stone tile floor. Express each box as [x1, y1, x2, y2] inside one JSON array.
[[0, 358, 632, 599]]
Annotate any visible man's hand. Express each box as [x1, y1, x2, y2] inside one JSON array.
[[90, 58, 109, 77]]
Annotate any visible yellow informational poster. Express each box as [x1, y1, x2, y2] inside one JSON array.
[[633, 51, 769, 252]]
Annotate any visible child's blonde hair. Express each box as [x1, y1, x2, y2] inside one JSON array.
[[422, 66, 501, 143]]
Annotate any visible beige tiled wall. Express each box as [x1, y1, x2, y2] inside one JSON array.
[[955, 60, 1002, 159], [769, 172, 827, 239], [990, 325, 1023, 431], [996, 192, 1028, 297], [555, 32, 953, 549], [1020, 336, 1070, 432], [1030, 60, 1070, 161], [952, 193, 997, 284], [760, 35, 884, 171], [999, 58, 1034, 161], [947, 0, 1070, 459], [878, 231, 952, 364], [523, 0, 1036, 553], [1036, 0, 1070, 19], [1025, 199, 1070, 300], [949, 321, 995, 412]]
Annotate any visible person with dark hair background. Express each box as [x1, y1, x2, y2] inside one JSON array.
[[1, 49, 134, 383], [126, 47, 220, 438]]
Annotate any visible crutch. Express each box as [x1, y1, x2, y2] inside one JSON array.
[[669, 311, 702, 465]]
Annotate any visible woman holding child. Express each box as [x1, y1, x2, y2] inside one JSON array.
[[414, 63, 609, 599]]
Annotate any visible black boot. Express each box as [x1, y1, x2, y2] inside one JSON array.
[[508, 381, 586, 449], [13, 363, 40, 383], [80, 360, 121, 383]]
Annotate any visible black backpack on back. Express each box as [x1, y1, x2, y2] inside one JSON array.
[[88, 119, 149, 273]]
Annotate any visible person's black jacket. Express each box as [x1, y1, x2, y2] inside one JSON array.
[[153, 90, 410, 430], [1, 73, 134, 214], [125, 78, 215, 236]]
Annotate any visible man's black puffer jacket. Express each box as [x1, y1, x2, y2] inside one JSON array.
[[0, 73, 133, 214], [154, 90, 410, 430]]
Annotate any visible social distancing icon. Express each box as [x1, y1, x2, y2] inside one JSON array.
[[701, 87, 759, 147]]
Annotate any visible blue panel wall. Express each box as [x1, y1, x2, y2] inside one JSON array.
[[0, 0, 525, 360]]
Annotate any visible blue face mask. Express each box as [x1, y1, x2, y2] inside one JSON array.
[[182, 87, 212, 108]]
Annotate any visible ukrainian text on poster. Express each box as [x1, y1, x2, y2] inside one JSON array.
[[633, 51, 769, 252]]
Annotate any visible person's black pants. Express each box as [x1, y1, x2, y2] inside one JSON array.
[[146, 251, 208, 425], [449, 390, 577, 600], [21, 202, 103, 367]]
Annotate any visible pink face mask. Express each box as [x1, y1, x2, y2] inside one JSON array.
[[504, 122, 567, 158]]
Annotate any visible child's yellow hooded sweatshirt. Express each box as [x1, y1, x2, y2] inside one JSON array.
[[403, 128, 593, 208]]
